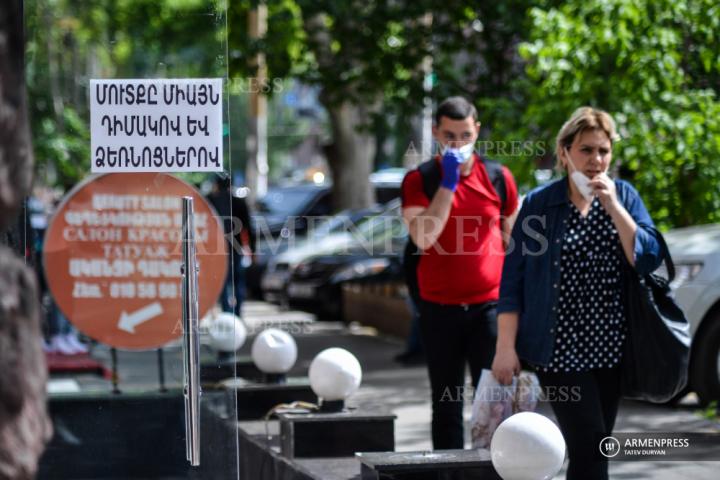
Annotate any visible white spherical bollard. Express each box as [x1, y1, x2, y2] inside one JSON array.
[[208, 313, 247, 352], [251, 328, 298, 373], [490, 412, 565, 480], [308, 348, 362, 401]]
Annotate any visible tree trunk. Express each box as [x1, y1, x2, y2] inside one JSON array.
[[324, 100, 376, 211], [0, 2, 53, 479], [0, 248, 53, 480], [0, 0, 34, 228], [301, 12, 377, 211]]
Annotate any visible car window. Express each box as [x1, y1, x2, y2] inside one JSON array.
[[256, 188, 321, 217], [353, 200, 402, 243], [375, 185, 400, 204], [309, 209, 352, 238], [305, 190, 333, 216]]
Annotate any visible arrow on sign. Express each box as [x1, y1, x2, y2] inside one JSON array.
[[118, 302, 164, 333]]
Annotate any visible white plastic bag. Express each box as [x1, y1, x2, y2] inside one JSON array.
[[470, 369, 540, 449]]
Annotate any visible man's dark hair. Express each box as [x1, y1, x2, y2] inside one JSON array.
[[434, 96, 478, 125]]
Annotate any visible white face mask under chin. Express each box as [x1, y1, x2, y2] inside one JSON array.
[[571, 170, 594, 202], [565, 147, 598, 202]]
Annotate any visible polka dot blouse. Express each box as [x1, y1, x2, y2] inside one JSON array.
[[537, 198, 626, 373]]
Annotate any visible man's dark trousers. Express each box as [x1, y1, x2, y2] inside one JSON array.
[[417, 300, 498, 449]]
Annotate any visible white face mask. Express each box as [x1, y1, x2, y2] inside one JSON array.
[[570, 170, 594, 202], [441, 142, 475, 162], [565, 147, 595, 202]]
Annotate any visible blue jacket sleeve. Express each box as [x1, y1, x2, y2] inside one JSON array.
[[619, 181, 663, 274], [497, 193, 532, 314]]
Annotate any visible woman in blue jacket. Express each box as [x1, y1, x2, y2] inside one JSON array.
[[492, 107, 663, 479]]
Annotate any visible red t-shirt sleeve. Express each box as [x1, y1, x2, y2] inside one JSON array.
[[401, 170, 430, 209], [501, 166, 519, 217]]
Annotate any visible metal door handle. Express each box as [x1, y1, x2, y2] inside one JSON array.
[[181, 196, 201, 466]]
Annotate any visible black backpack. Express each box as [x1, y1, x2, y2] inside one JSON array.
[[403, 155, 508, 304]]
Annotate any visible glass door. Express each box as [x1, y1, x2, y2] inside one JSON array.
[[21, 1, 242, 478]]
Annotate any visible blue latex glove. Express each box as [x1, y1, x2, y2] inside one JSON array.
[[440, 149, 463, 191]]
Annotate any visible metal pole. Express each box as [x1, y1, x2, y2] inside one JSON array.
[[111, 347, 121, 394], [182, 196, 201, 466], [157, 348, 167, 393]]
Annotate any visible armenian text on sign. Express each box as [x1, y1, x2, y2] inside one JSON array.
[[90, 78, 223, 173], [43, 173, 227, 349]]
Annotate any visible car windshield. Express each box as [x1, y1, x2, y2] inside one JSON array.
[[352, 200, 403, 244], [309, 210, 353, 238], [308, 205, 383, 238], [256, 188, 319, 217]]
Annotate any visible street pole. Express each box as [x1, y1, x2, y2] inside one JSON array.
[[405, 13, 433, 169], [246, 2, 268, 207]]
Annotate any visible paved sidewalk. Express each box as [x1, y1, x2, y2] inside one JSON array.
[[357, 366, 720, 479], [52, 301, 720, 479], [250, 302, 720, 478]]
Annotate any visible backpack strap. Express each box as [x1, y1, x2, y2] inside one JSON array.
[[402, 159, 439, 304], [417, 158, 441, 201], [479, 156, 507, 214]]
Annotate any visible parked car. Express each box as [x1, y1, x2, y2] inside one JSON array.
[[282, 199, 406, 318], [253, 169, 404, 238], [260, 204, 388, 303], [370, 168, 406, 204], [664, 223, 720, 405], [246, 184, 332, 297], [247, 172, 403, 298], [253, 183, 333, 238]]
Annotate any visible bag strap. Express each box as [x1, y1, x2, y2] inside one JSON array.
[[619, 227, 675, 282], [654, 229, 676, 282]]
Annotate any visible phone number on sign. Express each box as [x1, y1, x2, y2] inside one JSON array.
[[71, 281, 179, 299]]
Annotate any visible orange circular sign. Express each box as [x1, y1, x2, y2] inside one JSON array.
[[43, 173, 227, 350]]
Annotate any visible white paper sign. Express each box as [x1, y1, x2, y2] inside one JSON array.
[[90, 78, 223, 172]]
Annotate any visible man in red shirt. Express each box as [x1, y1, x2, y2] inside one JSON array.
[[401, 96, 518, 449]]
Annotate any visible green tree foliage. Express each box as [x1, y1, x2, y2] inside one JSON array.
[[229, 1, 537, 121], [25, 0, 92, 188], [519, 0, 720, 228], [228, 1, 544, 208], [25, 0, 225, 189], [25, 0, 720, 226], [228, 0, 306, 83], [428, 1, 544, 187], [230, 1, 435, 208]]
